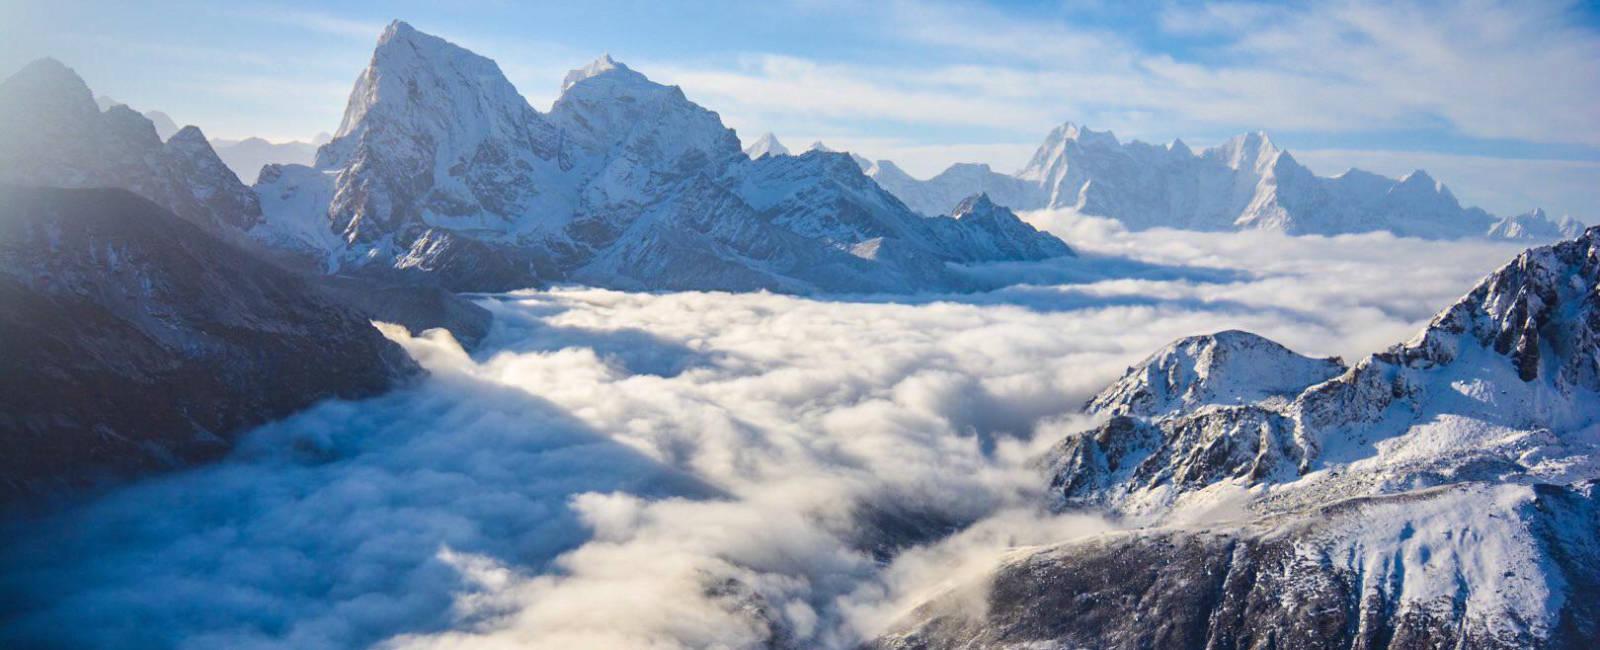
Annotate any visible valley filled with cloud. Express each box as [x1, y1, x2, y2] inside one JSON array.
[[0, 216, 1529, 649]]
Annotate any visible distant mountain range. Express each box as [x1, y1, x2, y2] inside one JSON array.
[[754, 128, 1585, 241], [93, 94, 329, 184]]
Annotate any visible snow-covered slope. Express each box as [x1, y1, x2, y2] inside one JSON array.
[[253, 22, 1072, 293], [868, 122, 1580, 241], [0, 59, 262, 232], [876, 228, 1600, 648]]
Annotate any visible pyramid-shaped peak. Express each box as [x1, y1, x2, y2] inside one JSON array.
[[562, 53, 639, 92], [380, 20, 417, 42], [168, 124, 207, 143], [952, 193, 1000, 218], [1231, 130, 1278, 153], [9, 57, 77, 82], [1399, 169, 1437, 187], [2, 58, 96, 111], [744, 132, 789, 159]]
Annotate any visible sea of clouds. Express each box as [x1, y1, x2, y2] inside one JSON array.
[[0, 213, 1532, 648]]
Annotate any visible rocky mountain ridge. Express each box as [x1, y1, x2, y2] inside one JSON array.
[[0, 58, 262, 233], [874, 226, 1600, 648], [248, 21, 1071, 293], [839, 124, 1584, 240]]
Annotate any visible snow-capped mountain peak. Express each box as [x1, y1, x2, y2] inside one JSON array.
[[743, 132, 789, 159], [1087, 329, 1346, 419], [560, 53, 645, 93], [250, 22, 1071, 292], [1206, 129, 1280, 172]]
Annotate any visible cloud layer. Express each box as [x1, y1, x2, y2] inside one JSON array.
[[0, 219, 1532, 648]]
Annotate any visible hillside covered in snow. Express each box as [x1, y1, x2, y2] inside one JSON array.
[[874, 226, 1600, 649]]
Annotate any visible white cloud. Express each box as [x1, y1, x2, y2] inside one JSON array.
[[0, 223, 1536, 649], [646, 0, 1600, 193]]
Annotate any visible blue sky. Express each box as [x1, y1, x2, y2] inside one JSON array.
[[3, 0, 1598, 220]]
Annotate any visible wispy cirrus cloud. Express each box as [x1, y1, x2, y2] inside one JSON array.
[[231, 6, 386, 40]]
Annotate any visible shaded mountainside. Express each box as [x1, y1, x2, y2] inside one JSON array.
[[874, 227, 1600, 648], [863, 123, 1584, 241], [249, 22, 1071, 293], [0, 58, 496, 345], [0, 58, 261, 233], [0, 187, 419, 504]]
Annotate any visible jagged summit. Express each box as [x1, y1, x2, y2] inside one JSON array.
[[743, 132, 789, 159], [1087, 329, 1346, 419], [561, 53, 632, 92], [951, 192, 999, 218], [0, 58, 98, 120], [379, 19, 413, 41], [0, 59, 261, 232], [250, 21, 1072, 292], [1202, 129, 1280, 173], [874, 120, 1572, 240]]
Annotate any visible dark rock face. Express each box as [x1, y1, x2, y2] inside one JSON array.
[[317, 275, 493, 348], [0, 187, 418, 504]]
